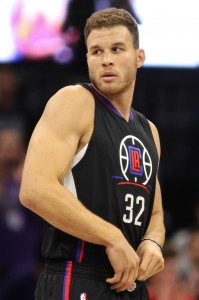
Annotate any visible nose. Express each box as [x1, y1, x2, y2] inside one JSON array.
[[102, 51, 113, 66]]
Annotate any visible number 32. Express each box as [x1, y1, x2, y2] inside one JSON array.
[[123, 194, 145, 226]]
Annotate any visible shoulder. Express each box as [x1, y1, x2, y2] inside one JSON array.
[[46, 84, 94, 116], [134, 110, 154, 134], [42, 84, 95, 134], [148, 120, 161, 159]]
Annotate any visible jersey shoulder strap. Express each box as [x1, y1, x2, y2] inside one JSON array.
[[134, 109, 155, 141]]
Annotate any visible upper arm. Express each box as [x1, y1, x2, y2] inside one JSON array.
[[20, 85, 94, 195]]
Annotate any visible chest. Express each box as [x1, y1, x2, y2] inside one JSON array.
[[91, 106, 158, 189]]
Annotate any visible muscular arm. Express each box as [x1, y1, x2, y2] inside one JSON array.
[[20, 85, 140, 292], [20, 85, 118, 244], [136, 120, 165, 280]]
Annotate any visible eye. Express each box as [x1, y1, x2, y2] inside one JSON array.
[[111, 47, 122, 53], [92, 49, 102, 55]]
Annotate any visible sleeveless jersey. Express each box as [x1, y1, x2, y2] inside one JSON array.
[[41, 83, 159, 274]]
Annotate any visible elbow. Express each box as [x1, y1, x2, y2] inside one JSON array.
[[19, 186, 32, 209], [19, 182, 39, 211]]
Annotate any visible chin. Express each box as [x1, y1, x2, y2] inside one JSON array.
[[98, 82, 120, 94]]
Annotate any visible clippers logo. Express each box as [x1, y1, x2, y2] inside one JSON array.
[[119, 135, 152, 185], [129, 146, 143, 176], [80, 293, 88, 300]]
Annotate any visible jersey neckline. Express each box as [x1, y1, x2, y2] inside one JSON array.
[[87, 83, 133, 122]]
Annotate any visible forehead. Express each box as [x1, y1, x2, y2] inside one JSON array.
[[87, 25, 133, 48]]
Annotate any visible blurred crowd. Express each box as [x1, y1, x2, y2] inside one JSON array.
[[0, 65, 43, 300], [147, 226, 199, 300]]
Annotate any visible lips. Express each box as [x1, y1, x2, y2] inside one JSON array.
[[101, 71, 117, 81], [101, 72, 117, 77]]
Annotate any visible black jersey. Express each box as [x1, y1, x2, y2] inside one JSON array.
[[41, 83, 159, 274]]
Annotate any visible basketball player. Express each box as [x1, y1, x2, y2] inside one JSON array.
[[20, 8, 165, 300]]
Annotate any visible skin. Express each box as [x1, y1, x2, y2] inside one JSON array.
[[86, 26, 143, 121], [20, 25, 165, 293]]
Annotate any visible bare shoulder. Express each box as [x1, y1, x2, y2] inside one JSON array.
[[50, 84, 94, 109], [23, 84, 94, 181], [42, 84, 95, 137], [46, 84, 94, 123], [148, 120, 161, 158]]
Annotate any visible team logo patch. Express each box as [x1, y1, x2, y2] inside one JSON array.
[[119, 135, 152, 185], [129, 146, 143, 176], [80, 293, 88, 300]]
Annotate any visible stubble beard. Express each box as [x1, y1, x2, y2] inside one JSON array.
[[89, 70, 135, 99]]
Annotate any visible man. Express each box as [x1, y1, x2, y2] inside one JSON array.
[[20, 8, 165, 300]]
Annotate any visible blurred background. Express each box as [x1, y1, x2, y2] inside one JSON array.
[[0, 0, 199, 299]]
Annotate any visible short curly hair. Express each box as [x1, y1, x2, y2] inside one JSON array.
[[84, 7, 139, 49]]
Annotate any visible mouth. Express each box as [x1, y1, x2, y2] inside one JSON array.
[[101, 72, 117, 81]]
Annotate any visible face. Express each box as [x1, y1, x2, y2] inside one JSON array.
[[86, 25, 145, 99]]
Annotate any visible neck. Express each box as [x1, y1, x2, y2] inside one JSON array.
[[90, 83, 134, 122]]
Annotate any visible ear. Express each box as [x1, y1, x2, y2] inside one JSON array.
[[136, 49, 145, 68]]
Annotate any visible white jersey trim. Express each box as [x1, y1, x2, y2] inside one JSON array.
[[63, 144, 88, 197]]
